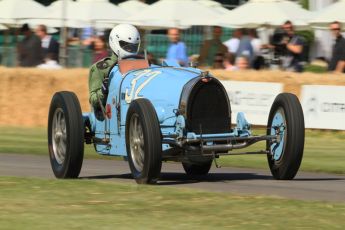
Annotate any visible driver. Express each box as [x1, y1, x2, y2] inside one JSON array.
[[89, 24, 141, 108]]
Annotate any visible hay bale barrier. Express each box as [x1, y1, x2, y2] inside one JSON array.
[[0, 67, 89, 127], [0, 67, 344, 127]]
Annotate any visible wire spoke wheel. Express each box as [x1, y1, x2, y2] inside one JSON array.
[[129, 114, 145, 172], [126, 98, 162, 184], [52, 108, 67, 165], [48, 91, 84, 179]]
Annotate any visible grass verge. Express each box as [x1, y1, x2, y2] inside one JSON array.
[[0, 126, 344, 174], [0, 176, 344, 230]]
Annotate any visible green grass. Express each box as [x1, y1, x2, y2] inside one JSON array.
[[0, 126, 113, 160], [0, 176, 344, 230], [0, 126, 344, 174], [304, 64, 328, 73]]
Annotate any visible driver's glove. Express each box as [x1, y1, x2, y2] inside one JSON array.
[[101, 78, 109, 95]]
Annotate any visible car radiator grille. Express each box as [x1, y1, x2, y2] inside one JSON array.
[[187, 80, 231, 134]]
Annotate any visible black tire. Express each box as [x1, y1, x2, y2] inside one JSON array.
[[182, 160, 213, 176], [267, 93, 304, 180], [48, 91, 84, 178], [125, 98, 162, 184]]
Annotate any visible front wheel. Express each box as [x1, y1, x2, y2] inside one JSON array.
[[267, 93, 304, 180], [125, 98, 162, 184], [48, 91, 84, 178]]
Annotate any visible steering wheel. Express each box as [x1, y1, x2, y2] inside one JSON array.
[[121, 54, 145, 60]]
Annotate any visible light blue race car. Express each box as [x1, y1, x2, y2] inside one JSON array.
[[48, 56, 305, 184]]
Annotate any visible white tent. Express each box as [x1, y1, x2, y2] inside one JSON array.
[[198, 0, 230, 14], [217, 0, 313, 29], [26, 0, 127, 28], [70, 0, 127, 26], [23, 0, 84, 28], [0, 24, 8, 31], [126, 0, 223, 29], [0, 0, 47, 24], [310, 0, 345, 29], [118, 0, 149, 15]]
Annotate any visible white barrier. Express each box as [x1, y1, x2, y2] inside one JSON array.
[[301, 85, 345, 130], [221, 81, 283, 125]]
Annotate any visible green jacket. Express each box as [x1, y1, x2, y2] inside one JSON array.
[[88, 54, 118, 107]]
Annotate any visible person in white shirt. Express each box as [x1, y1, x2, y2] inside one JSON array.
[[35, 24, 59, 61], [223, 29, 242, 54]]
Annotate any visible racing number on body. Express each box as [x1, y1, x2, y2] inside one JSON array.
[[125, 69, 161, 103]]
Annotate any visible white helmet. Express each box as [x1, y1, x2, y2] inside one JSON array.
[[109, 24, 140, 59]]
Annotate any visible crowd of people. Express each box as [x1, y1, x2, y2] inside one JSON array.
[[16, 23, 110, 69], [17, 23, 61, 69], [13, 21, 345, 74], [165, 21, 345, 73]]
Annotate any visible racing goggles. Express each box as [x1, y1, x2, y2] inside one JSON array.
[[119, 40, 139, 53]]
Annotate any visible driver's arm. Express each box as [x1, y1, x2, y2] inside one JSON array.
[[89, 66, 104, 108]]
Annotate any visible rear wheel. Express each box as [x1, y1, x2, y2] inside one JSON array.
[[126, 98, 162, 184], [48, 91, 84, 178], [267, 93, 304, 180], [182, 160, 213, 176]]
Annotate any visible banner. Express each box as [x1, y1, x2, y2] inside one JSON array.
[[221, 81, 283, 126], [301, 85, 345, 130]]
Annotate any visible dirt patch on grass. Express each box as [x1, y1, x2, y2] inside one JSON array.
[[0, 67, 344, 127]]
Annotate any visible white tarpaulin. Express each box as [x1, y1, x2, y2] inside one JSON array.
[[310, 0, 345, 29], [26, 0, 127, 28], [23, 0, 85, 28], [301, 85, 345, 130], [118, 0, 149, 15], [0, 0, 47, 24], [217, 0, 313, 28], [198, 0, 230, 14], [71, 0, 127, 24], [0, 24, 8, 30], [126, 0, 222, 29], [221, 81, 283, 126]]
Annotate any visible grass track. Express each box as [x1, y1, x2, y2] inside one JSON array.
[[0, 126, 344, 174], [0, 176, 344, 230]]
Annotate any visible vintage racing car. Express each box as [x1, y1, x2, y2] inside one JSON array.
[[48, 56, 305, 184]]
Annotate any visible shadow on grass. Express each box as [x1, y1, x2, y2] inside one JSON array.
[[80, 172, 345, 185], [80, 172, 271, 185]]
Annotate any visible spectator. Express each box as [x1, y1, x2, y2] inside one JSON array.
[[92, 36, 109, 63], [236, 55, 249, 70], [281, 20, 304, 72], [37, 53, 62, 70], [35, 24, 59, 61], [166, 28, 188, 66], [223, 52, 237, 71], [198, 26, 228, 67], [236, 28, 254, 64], [17, 23, 43, 67], [328, 21, 345, 73], [213, 52, 224, 69], [223, 29, 241, 54], [249, 29, 265, 70]]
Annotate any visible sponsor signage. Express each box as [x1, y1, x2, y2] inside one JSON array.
[[301, 85, 345, 130], [221, 81, 283, 125]]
